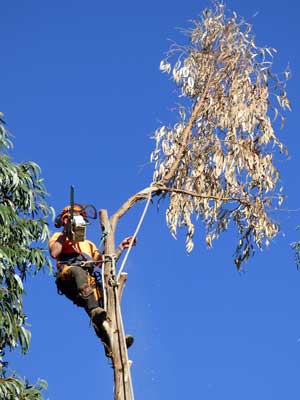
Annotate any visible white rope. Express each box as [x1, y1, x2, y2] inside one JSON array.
[[98, 230, 109, 312], [114, 285, 135, 400], [117, 187, 153, 280], [102, 186, 153, 398], [110, 256, 135, 400], [114, 187, 153, 398], [102, 256, 107, 312]]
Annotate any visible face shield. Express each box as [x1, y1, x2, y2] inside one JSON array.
[[55, 204, 98, 242], [73, 214, 87, 226]]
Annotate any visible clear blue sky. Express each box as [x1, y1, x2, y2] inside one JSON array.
[[1, 1, 300, 399]]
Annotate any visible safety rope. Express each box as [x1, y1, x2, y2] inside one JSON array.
[[115, 287, 135, 400], [114, 186, 153, 397], [101, 255, 107, 312], [97, 187, 153, 398], [117, 186, 153, 280], [98, 228, 109, 250], [98, 229, 109, 311], [79, 260, 102, 267], [110, 256, 135, 400]]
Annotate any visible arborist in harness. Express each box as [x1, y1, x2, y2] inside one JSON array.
[[49, 200, 135, 355]]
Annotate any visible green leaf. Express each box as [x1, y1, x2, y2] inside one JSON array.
[[0, 121, 51, 397]]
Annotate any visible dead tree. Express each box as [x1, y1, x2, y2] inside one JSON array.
[[97, 3, 290, 399]]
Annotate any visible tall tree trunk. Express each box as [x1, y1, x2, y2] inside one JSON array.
[[99, 210, 133, 400]]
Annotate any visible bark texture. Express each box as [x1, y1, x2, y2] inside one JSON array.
[[99, 210, 132, 400]]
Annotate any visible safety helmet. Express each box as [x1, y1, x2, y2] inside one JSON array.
[[60, 204, 85, 220], [54, 203, 97, 228]]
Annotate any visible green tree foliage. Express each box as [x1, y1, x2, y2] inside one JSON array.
[[0, 114, 53, 399]]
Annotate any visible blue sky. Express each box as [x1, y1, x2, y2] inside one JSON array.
[[1, 0, 300, 399]]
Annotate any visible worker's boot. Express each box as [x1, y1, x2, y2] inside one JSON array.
[[90, 306, 106, 326], [125, 335, 134, 349], [91, 309, 133, 350], [90, 308, 113, 357], [91, 310, 133, 356]]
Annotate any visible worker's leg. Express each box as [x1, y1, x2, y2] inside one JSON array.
[[56, 265, 101, 315], [56, 266, 111, 354], [56, 266, 132, 355]]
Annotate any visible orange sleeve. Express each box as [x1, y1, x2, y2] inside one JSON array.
[[89, 241, 102, 261], [48, 232, 63, 248]]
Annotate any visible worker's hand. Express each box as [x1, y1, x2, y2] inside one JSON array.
[[120, 236, 137, 249]]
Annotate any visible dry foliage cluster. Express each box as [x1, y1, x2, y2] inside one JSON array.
[[151, 3, 290, 268]]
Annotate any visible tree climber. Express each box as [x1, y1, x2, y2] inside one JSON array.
[[49, 203, 135, 355]]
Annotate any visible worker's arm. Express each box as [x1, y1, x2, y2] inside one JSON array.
[[115, 236, 137, 260], [49, 232, 67, 259]]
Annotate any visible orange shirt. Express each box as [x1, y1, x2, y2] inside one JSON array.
[[49, 232, 101, 268]]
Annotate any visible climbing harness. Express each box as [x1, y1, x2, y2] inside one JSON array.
[[97, 228, 110, 311]]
